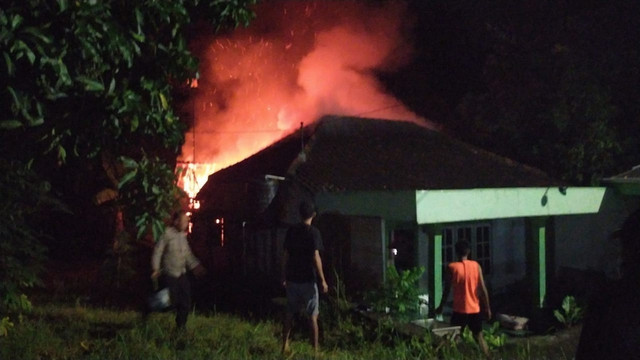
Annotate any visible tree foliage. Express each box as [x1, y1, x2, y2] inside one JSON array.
[[455, 1, 627, 184], [397, 0, 640, 184], [0, 160, 56, 311], [0, 0, 256, 307], [1, 0, 255, 232]]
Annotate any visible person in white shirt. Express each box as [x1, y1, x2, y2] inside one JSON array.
[[151, 211, 204, 329]]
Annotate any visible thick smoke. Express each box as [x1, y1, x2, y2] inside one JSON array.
[[180, 0, 430, 170]]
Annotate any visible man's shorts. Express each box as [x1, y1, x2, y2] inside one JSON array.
[[451, 311, 483, 334], [286, 282, 319, 316]]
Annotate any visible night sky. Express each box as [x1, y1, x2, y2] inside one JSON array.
[[379, 0, 640, 182]]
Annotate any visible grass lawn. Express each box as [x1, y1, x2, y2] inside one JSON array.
[[0, 303, 580, 359]]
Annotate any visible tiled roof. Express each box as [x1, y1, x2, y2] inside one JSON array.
[[196, 125, 313, 199], [198, 115, 560, 198]]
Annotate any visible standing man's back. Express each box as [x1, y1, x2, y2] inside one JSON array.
[[281, 201, 328, 354], [284, 222, 321, 283], [449, 259, 481, 314], [436, 240, 491, 357]]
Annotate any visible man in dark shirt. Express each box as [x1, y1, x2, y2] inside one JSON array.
[[281, 201, 328, 354]]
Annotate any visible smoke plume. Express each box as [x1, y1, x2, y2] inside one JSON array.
[[180, 0, 431, 174]]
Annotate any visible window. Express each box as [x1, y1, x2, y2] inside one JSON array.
[[442, 223, 491, 274], [475, 226, 491, 274]]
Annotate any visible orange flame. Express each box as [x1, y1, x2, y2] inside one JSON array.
[[177, 162, 217, 199], [177, 1, 433, 197]]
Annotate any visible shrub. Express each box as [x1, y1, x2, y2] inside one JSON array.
[[0, 317, 14, 337], [0, 161, 56, 312], [366, 265, 426, 318], [483, 321, 507, 349], [460, 321, 506, 354], [553, 295, 584, 328]]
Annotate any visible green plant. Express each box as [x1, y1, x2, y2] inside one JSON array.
[[101, 230, 137, 289], [461, 324, 474, 343], [0, 317, 14, 337], [461, 322, 506, 354], [0, 160, 60, 312], [366, 265, 426, 318], [483, 321, 507, 349], [321, 270, 368, 349], [408, 333, 438, 358], [553, 295, 584, 328], [516, 340, 532, 360], [321, 270, 352, 325], [118, 154, 185, 240], [332, 269, 351, 312]]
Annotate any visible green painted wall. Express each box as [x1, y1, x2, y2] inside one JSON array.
[[416, 187, 606, 224]]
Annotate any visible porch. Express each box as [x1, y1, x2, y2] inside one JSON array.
[[316, 186, 609, 312]]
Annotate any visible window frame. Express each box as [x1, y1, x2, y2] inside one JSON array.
[[442, 222, 492, 275]]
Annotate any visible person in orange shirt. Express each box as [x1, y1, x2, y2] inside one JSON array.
[[436, 240, 491, 357]]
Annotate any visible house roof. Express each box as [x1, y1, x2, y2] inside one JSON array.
[[198, 115, 560, 199], [603, 165, 640, 183], [601, 165, 640, 196]]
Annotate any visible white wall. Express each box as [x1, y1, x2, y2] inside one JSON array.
[[486, 192, 637, 292], [470, 191, 638, 293], [554, 190, 638, 279], [489, 218, 527, 292]]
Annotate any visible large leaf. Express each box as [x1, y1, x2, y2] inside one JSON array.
[[3, 51, 14, 75], [0, 120, 22, 129], [76, 76, 105, 92], [118, 169, 137, 188], [119, 156, 138, 169], [56, 0, 68, 12], [22, 27, 52, 44], [159, 92, 169, 110]]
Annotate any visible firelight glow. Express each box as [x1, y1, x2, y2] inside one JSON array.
[[177, 162, 217, 199], [177, 1, 433, 196]]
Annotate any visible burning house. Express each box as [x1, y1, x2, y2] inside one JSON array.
[[175, 1, 634, 314], [190, 115, 624, 313], [175, 0, 430, 199]]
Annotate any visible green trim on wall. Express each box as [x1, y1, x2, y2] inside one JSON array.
[[527, 217, 547, 308], [416, 187, 606, 224], [426, 224, 443, 313]]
